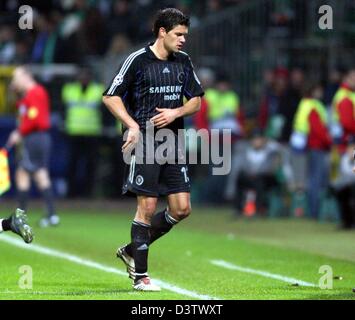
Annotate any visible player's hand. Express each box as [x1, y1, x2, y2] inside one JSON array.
[[7, 130, 21, 148], [122, 126, 140, 153], [151, 108, 179, 128]]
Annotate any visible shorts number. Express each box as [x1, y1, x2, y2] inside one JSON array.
[[181, 166, 189, 183]]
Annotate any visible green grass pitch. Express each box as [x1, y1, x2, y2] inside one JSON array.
[[1, 203, 355, 300]]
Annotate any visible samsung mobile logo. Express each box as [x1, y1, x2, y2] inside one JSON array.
[[149, 86, 182, 94]]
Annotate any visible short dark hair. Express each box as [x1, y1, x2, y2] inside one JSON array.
[[153, 8, 190, 38]]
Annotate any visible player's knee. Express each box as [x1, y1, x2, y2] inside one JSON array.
[[16, 169, 30, 190], [171, 204, 191, 221], [33, 170, 51, 190], [138, 200, 157, 217]]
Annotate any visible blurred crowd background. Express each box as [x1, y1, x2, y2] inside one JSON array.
[[1, 0, 355, 228]]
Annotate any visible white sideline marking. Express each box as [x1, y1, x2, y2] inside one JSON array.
[[0, 235, 221, 300], [210, 259, 316, 287]]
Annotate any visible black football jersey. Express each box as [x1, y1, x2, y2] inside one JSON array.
[[103, 43, 204, 133]]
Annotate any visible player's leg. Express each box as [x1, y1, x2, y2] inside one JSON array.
[[167, 192, 191, 221], [132, 196, 156, 274], [15, 167, 31, 211], [33, 168, 59, 227], [117, 152, 161, 290], [127, 196, 161, 291], [31, 132, 59, 227], [120, 203, 178, 280], [148, 192, 191, 245], [148, 163, 191, 244], [0, 208, 34, 243]]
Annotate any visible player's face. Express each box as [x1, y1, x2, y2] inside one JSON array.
[[163, 24, 188, 53], [11, 68, 27, 92]]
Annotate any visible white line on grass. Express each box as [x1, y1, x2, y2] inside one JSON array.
[[210, 259, 316, 287], [0, 235, 221, 300]]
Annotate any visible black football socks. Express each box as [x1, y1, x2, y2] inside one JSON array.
[[125, 209, 179, 257], [1, 218, 11, 231], [149, 209, 178, 244], [131, 220, 151, 281], [41, 187, 56, 217], [18, 190, 29, 211]]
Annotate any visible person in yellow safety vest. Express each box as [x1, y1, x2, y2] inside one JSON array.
[[198, 74, 244, 204], [61, 66, 104, 197], [291, 83, 332, 220], [331, 68, 355, 153], [62, 69, 104, 136], [203, 75, 244, 138]]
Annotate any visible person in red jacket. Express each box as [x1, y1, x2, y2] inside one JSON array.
[[6, 66, 59, 227], [333, 68, 355, 152], [305, 83, 332, 219]]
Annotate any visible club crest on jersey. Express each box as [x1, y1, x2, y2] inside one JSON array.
[[178, 72, 185, 84], [136, 175, 144, 186]]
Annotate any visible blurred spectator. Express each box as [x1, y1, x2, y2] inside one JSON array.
[[331, 68, 355, 151], [101, 33, 132, 86], [30, 11, 82, 64], [324, 67, 343, 107], [258, 66, 289, 141], [12, 35, 31, 64], [234, 129, 282, 217], [258, 67, 295, 195], [30, 14, 51, 63], [196, 67, 216, 90], [197, 73, 245, 203], [54, 7, 83, 63], [0, 25, 16, 64], [107, 0, 135, 42], [291, 83, 332, 219], [206, 0, 223, 15], [78, 6, 108, 56], [202, 73, 244, 137], [61, 66, 104, 197], [279, 66, 305, 143], [331, 138, 355, 229]]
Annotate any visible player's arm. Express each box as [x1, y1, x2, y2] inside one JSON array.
[[103, 53, 141, 152], [174, 96, 201, 117], [151, 97, 201, 128], [102, 95, 140, 152], [6, 130, 22, 148], [102, 95, 138, 130]]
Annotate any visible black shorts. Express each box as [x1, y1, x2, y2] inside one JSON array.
[[122, 131, 191, 197], [122, 156, 191, 197], [18, 131, 51, 173]]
